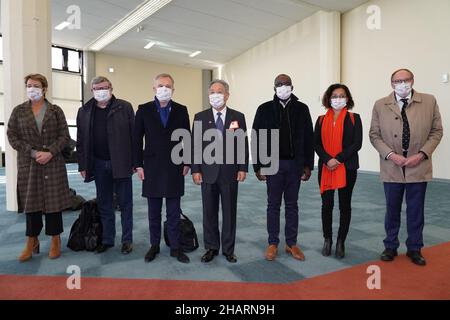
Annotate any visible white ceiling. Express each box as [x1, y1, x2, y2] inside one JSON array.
[[1, 0, 369, 69]]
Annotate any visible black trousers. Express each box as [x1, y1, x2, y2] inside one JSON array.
[[201, 180, 238, 256], [25, 212, 63, 237], [319, 170, 357, 241]]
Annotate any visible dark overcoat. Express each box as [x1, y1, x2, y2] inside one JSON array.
[[133, 100, 190, 198]]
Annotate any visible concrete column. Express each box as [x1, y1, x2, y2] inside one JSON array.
[[83, 51, 96, 104], [319, 11, 341, 96], [202, 69, 212, 110], [1, 0, 52, 211]]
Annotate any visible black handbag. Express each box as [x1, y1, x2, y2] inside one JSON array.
[[164, 212, 199, 253]]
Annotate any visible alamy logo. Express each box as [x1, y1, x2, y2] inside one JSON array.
[[170, 122, 280, 175], [366, 5, 381, 30], [366, 265, 381, 290], [66, 265, 81, 290]]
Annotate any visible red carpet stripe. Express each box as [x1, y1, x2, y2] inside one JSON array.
[[1, 242, 449, 300]]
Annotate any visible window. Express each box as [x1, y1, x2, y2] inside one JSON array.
[[52, 47, 64, 69], [51, 45, 82, 74]]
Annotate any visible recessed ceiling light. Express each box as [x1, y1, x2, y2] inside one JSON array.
[[108, 67, 115, 73], [55, 21, 70, 31], [189, 51, 202, 58], [87, 0, 173, 51], [144, 41, 156, 49]]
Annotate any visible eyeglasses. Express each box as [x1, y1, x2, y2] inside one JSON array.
[[392, 78, 413, 85], [92, 87, 111, 91]]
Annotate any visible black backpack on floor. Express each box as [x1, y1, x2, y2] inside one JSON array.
[[164, 212, 199, 253], [67, 200, 103, 251]]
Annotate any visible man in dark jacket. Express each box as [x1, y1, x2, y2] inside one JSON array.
[[192, 79, 249, 264], [252, 74, 314, 262], [76, 76, 135, 254], [134, 73, 191, 264]]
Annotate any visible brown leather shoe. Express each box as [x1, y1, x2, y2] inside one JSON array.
[[285, 245, 305, 261], [265, 245, 278, 261], [19, 237, 40, 262], [49, 235, 61, 259]]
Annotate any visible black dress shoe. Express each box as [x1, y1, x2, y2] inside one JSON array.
[[170, 249, 190, 264], [201, 249, 218, 263], [380, 248, 398, 261], [335, 239, 345, 259], [223, 253, 237, 263], [95, 244, 113, 254], [407, 251, 426, 266], [121, 243, 133, 255], [322, 238, 332, 257], [144, 245, 160, 262]]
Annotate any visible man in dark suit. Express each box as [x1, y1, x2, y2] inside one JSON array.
[[252, 74, 314, 262], [134, 73, 191, 263], [191, 79, 249, 263]]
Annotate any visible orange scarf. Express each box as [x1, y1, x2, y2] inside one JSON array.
[[320, 108, 347, 194]]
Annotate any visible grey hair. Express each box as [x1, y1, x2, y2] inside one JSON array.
[[209, 79, 229, 92], [154, 73, 175, 86], [91, 76, 112, 89]]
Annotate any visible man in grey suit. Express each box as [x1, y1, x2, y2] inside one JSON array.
[[191, 79, 249, 263]]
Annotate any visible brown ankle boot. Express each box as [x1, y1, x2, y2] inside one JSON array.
[[19, 237, 40, 262], [49, 235, 61, 259]]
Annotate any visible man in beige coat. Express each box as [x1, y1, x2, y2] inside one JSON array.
[[369, 69, 443, 266]]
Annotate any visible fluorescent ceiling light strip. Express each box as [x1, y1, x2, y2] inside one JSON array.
[[87, 0, 172, 51], [144, 41, 156, 49], [55, 21, 70, 31], [189, 51, 202, 58]]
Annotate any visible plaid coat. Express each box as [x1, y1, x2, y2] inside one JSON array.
[[7, 100, 72, 214]]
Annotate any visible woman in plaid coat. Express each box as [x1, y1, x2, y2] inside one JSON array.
[[7, 74, 71, 262]]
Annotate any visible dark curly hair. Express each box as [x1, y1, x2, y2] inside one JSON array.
[[322, 84, 355, 110]]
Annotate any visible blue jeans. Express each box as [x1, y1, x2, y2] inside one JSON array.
[[94, 159, 133, 246], [383, 182, 427, 251]]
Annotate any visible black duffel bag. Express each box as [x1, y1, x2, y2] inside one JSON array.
[[67, 200, 103, 251], [164, 212, 199, 253]]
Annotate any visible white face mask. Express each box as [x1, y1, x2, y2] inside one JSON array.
[[276, 85, 292, 101], [27, 87, 43, 102], [394, 82, 412, 98], [209, 93, 225, 110], [155, 86, 173, 102], [330, 98, 347, 110], [93, 89, 111, 103]]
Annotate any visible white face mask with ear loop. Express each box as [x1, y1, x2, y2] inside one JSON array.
[[93, 89, 111, 103], [330, 98, 347, 110], [155, 86, 173, 102], [209, 93, 225, 110], [276, 85, 292, 100], [27, 87, 43, 102], [394, 82, 412, 98]]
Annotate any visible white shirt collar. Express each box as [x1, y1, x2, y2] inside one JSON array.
[[212, 106, 227, 120], [396, 92, 412, 108]]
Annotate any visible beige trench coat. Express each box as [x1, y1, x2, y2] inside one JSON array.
[[369, 91, 443, 183]]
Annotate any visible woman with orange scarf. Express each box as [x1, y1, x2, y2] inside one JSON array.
[[314, 84, 362, 259]]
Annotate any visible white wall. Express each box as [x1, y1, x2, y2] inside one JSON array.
[[342, 0, 450, 179], [221, 12, 323, 131]]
